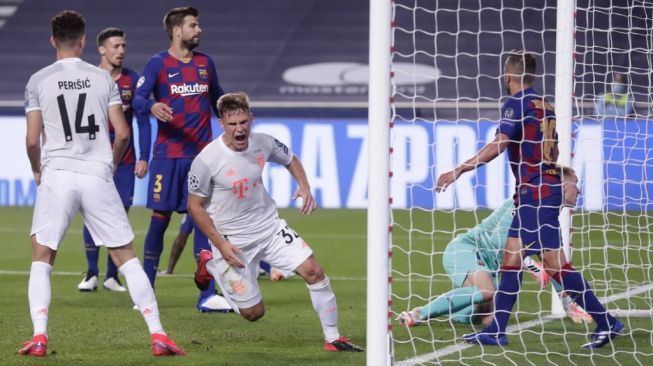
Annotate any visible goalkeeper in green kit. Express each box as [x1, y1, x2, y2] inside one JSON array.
[[398, 167, 591, 327]]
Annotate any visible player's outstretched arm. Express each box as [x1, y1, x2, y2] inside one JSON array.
[[187, 193, 244, 268], [285, 156, 316, 215], [25, 111, 43, 185], [436, 132, 510, 192]]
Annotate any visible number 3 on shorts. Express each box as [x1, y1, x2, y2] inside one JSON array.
[[154, 174, 163, 193]]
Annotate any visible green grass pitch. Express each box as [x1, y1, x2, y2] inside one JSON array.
[[0, 207, 366, 366], [391, 209, 653, 365], [0, 206, 651, 365]]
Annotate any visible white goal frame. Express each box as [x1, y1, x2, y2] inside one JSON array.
[[367, 1, 575, 365]]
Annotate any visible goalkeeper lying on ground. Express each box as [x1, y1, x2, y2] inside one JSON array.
[[398, 168, 591, 327]]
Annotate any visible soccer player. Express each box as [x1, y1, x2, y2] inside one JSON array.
[[19, 10, 183, 357], [189, 92, 363, 352], [133, 6, 230, 312], [77, 27, 151, 293], [436, 50, 623, 348], [397, 168, 592, 327]]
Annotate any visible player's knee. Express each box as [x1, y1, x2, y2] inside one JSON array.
[[241, 308, 265, 322], [152, 210, 172, 220], [297, 258, 325, 284], [303, 268, 325, 285], [502, 253, 522, 267]]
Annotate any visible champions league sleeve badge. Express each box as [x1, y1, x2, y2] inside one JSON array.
[[188, 174, 200, 190]]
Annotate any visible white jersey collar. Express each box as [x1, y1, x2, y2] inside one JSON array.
[[55, 57, 82, 64]]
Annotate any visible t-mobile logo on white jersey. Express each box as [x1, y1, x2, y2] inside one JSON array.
[[170, 83, 209, 96]]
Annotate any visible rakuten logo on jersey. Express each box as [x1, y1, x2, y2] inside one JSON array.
[[170, 83, 209, 96]]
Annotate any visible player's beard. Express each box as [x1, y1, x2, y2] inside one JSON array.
[[181, 37, 200, 51]]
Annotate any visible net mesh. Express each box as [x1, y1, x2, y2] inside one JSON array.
[[389, 1, 653, 364]]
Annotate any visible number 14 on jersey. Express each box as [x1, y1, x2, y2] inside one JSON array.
[[57, 92, 98, 141]]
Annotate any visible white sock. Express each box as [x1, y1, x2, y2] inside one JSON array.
[[561, 293, 574, 311], [307, 276, 340, 342], [29, 261, 52, 337], [119, 258, 165, 335]]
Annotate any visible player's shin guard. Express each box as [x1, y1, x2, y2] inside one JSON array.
[[555, 263, 613, 329], [119, 258, 164, 335], [485, 265, 522, 334], [29, 262, 52, 336], [307, 276, 340, 342], [143, 215, 170, 287], [83, 226, 99, 276], [420, 286, 484, 320]]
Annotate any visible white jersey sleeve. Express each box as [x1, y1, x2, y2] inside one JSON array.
[[107, 78, 122, 107], [24, 58, 118, 179], [267, 137, 294, 166], [188, 157, 214, 198], [24, 77, 41, 112]]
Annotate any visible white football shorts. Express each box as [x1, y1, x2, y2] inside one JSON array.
[[210, 219, 313, 311], [30, 167, 134, 250]]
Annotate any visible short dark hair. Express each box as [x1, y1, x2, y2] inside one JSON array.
[[505, 50, 536, 84], [217, 92, 251, 118], [51, 10, 85, 48], [163, 7, 198, 40], [97, 27, 125, 46]]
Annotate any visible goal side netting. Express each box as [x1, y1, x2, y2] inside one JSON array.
[[366, 1, 653, 365]]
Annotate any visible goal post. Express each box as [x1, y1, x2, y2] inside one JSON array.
[[368, 0, 653, 365], [366, 0, 391, 365], [552, 0, 574, 317]]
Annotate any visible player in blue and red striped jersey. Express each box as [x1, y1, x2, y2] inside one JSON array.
[[133, 6, 230, 312], [436, 50, 623, 349], [77, 27, 152, 293]]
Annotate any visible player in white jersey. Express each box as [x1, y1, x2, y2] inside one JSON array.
[[188, 92, 363, 352], [18, 10, 184, 357]]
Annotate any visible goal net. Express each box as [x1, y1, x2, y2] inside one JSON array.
[[368, 1, 653, 365]]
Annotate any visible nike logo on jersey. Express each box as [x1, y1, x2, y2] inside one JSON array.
[[168, 72, 180, 78]]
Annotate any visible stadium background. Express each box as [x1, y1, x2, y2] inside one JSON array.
[[0, 1, 651, 365], [0, 0, 651, 211]]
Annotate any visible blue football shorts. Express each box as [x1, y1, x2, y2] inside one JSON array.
[[508, 195, 563, 256], [146, 158, 194, 213]]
